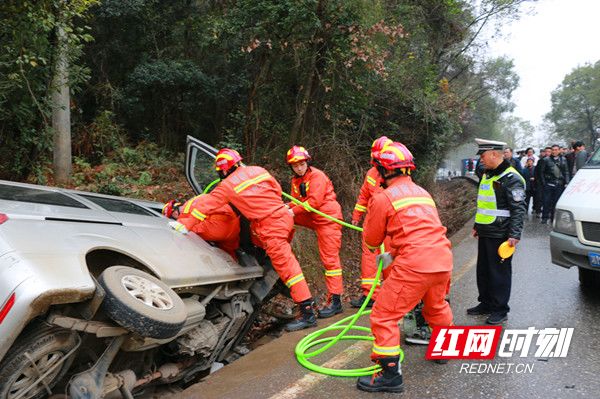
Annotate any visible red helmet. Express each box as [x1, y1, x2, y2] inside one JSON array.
[[371, 136, 393, 154], [215, 148, 242, 172], [370, 136, 393, 165], [377, 142, 416, 171], [286, 146, 311, 164], [162, 199, 183, 219]]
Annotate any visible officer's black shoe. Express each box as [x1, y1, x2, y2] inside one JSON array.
[[486, 312, 508, 325], [285, 300, 317, 331], [357, 357, 404, 393], [466, 303, 492, 315], [318, 294, 343, 319], [350, 295, 375, 308]]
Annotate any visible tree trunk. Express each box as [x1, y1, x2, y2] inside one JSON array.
[[289, 49, 318, 145], [52, 23, 72, 185], [243, 54, 271, 160], [289, 0, 324, 145]]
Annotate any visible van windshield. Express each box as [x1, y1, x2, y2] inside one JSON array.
[[585, 148, 600, 167]]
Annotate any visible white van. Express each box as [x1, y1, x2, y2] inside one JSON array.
[[550, 147, 600, 287]]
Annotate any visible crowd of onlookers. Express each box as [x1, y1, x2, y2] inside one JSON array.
[[498, 141, 589, 224]]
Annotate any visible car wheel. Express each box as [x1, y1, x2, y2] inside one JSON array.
[[0, 325, 77, 399], [99, 266, 187, 339], [578, 267, 600, 288]]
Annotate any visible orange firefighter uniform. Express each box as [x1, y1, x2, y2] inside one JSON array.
[[195, 165, 312, 303], [363, 175, 453, 360], [289, 166, 344, 295], [352, 166, 393, 298], [176, 194, 240, 259]]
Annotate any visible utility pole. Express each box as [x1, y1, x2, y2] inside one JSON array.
[[52, 19, 72, 185]]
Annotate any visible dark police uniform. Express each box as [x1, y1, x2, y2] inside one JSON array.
[[472, 139, 526, 324]]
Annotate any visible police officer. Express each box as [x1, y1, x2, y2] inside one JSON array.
[[468, 139, 526, 325]]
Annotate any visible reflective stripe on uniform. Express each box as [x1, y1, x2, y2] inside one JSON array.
[[285, 273, 305, 288], [367, 176, 377, 186], [191, 209, 207, 221], [372, 343, 401, 356], [234, 172, 271, 193], [354, 203, 367, 212], [361, 278, 381, 286], [183, 195, 202, 214], [477, 195, 496, 202], [476, 208, 510, 217], [392, 196, 436, 211], [324, 269, 342, 277]]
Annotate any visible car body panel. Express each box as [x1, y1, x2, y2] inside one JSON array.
[[0, 178, 264, 363], [550, 151, 600, 271]]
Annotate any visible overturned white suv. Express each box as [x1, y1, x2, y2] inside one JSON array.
[[0, 137, 280, 399]]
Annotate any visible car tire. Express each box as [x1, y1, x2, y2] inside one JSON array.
[[578, 267, 600, 288], [99, 266, 187, 339], [0, 325, 78, 399]]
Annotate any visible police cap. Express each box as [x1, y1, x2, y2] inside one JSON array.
[[475, 138, 507, 155]]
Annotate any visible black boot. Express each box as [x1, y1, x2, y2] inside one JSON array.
[[357, 357, 404, 393], [350, 295, 375, 308], [318, 294, 343, 318], [285, 300, 317, 331]]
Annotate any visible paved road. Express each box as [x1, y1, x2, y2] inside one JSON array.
[[175, 216, 600, 399]]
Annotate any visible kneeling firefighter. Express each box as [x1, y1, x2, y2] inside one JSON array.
[[192, 148, 318, 332], [357, 142, 454, 393], [162, 196, 240, 259], [286, 145, 344, 318]]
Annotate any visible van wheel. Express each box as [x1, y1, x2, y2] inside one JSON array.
[[578, 267, 600, 288], [99, 266, 187, 339], [0, 325, 77, 399]]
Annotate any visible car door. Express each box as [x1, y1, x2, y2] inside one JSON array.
[[185, 136, 260, 254], [185, 136, 221, 194]]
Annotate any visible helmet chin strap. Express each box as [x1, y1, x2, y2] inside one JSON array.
[[218, 164, 239, 179], [376, 166, 409, 188]]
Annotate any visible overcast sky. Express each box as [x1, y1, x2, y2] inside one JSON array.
[[487, 0, 600, 140]]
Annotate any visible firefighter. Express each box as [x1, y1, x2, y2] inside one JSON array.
[[162, 196, 240, 259], [350, 136, 392, 308], [193, 148, 317, 331], [357, 142, 454, 393], [286, 145, 344, 318]]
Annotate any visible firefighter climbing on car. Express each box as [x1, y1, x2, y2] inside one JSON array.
[[286, 145, 345, 318], [189, 148, 319, 332], [162, 196, 240, 259]]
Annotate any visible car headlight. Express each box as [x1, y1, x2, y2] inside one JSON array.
[[553, 209, 576, 236]]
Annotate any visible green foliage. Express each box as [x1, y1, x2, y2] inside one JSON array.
[[547, 61, 600, 147], [137, 171, 152, 185], [0, 0, 97, 180], [73, 110, 125, 163], [1, 0, 528, 186]]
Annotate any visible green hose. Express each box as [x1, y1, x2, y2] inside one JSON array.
[[281, 191, 404, 377], [202, 178, 221, 194], [203, 179, 403, 376]]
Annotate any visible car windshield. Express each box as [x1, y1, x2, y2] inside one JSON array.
[[584, 147, 600, 167], [79, 194, 156, 216], [0, 184, 89, 208]]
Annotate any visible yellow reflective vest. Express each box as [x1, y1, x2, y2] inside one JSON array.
[[475, 166, 525, 225]]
